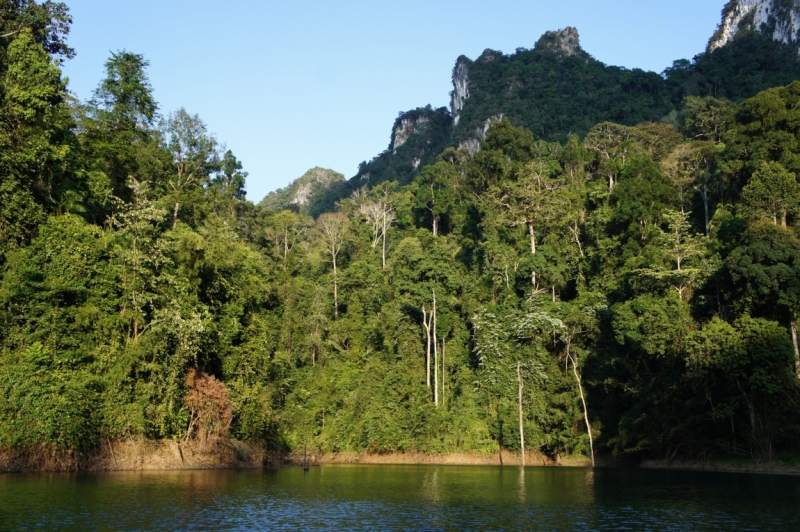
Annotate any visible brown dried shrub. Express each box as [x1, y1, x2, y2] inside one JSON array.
[[183, 369, 234, 443]]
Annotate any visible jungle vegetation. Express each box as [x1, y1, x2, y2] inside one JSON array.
[[0, 1, 799, 464]]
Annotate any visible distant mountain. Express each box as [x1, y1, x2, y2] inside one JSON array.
[[259, 167, 344, 215], [301, 2, 800, 217]]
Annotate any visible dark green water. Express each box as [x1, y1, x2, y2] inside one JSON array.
[[1, 465, 799, 531]]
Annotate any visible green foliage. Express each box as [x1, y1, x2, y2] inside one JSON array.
[[664, 32, 800, 105], [0, 28, 77, 258], [725, 221, 800, 322], [721, 81, 800, 197], [740, 161, 800, 226], [454, 47, 671, 146], [1, 9, 800, 465]]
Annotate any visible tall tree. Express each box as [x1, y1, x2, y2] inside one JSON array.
[[495, 158, 563, 256], [0, 1, 74, 63], [161, 108, 221, 226], [317, 212, 348, 318], [740, 161, 800, 228], [82, 50, 162, 209], [213, 149, 247, 200], [267, 210, 309, 261], [726, 223, 800, 375], [0, 28, 70, 256], [584, 122, 645, 192], [414, 160, 455, 236], [721, 82, 800, 196], [357, 181, 397, 269]]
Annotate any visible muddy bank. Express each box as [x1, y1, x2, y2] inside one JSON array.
[[0, 439, 271, 473], [284, 451, 800, 475], [284, 450, 592, 468], [7, 444, 796, 476]]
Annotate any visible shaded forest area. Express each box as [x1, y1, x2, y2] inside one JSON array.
[[1, 2, 799, 466]]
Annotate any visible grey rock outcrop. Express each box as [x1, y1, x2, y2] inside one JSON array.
[[534, 27, 585, 57], [450, 58, 470, 126], [708, 0, 800, 51], [392, 115, 430, 154]]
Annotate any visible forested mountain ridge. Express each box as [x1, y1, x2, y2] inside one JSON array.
[[2, 1, 800, 470], [302, 3, 800, 215], [259, 167, 344, 215]]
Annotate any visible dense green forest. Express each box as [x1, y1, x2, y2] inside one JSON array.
[[1, 1, 800, 465]]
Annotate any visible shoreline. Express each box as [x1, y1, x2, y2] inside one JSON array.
[[2, 442, 799, 476], [287, 450, 589, 468], [0, 439, 268, 473], [638, 458, 800, 476]]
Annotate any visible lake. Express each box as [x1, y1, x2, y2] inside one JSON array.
[[1, 465, 798, 530]]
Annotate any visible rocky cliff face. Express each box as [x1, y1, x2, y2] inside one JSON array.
[[392, 115, 431, 154], [450, 58, 470, 126], [448, 27, 588, 152], [458, 114, 504, 155], [708, 0, 800, 51], [349, 105, 453, 191], [534, 27, 586, 57]]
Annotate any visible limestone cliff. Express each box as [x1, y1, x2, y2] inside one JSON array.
[[534, 27, 586, 57], [392, 114, 431, 154], [450, 57, 470, 126], [708, 0, 800, 51], [351, 105, 452, 187]]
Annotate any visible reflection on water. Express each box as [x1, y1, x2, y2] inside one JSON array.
[[1, 465, 799, 530]]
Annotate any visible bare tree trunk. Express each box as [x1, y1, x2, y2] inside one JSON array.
[[702, 182, 709, 237], [442, 338, 446, 409], [567, 341, 594, 467], [319, 213, 346, 319], [432, 216, 438, 237], [791, 310, 799, 377], [737, 379, 756, 444], [517, 361, 525, 466], [333, 253, 338, 318], [433, 289, 439, 408], [570, 221, 585, 257], [528, 223, 536, 254], [173, 201, 180, 229], [423, 306, 431, 389], [312, 323, 318, 367], [382, 212, 387, 270]]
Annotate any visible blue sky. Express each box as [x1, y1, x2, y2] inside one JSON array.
[[61, 1, 725, 202]]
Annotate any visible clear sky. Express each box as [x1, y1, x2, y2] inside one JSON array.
[[61, 1, 725, 202]]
